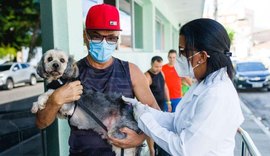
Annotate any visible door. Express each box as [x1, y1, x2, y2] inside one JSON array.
[[11, 63, 24, 83]]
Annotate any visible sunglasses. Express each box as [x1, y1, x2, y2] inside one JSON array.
[[87, 31, 119, 45]]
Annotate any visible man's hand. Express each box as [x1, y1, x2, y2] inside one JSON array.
[[167, 104, 172, 112], [51, 80, 83, 106], [108, 127, 146, 148]]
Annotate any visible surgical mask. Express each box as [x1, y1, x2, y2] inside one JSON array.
[[89, 40, 116, 63], [174, 53, 201, 78]]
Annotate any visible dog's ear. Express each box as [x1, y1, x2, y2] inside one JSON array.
[[36, 55, 47, 78], [62, 55, 79, 79]]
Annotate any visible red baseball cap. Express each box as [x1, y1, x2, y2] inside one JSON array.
[[85, 4, 121, 31]]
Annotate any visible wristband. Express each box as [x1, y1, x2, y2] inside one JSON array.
[[166, 101, 171, 105]]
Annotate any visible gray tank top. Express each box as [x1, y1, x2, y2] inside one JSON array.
[[77, 57, 134, 97], [68, 57, 135, 154]]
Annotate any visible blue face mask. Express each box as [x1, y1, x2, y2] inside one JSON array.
[[89, 41, 116, 63]]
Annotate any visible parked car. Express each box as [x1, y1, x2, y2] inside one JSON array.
[[0, 62, 38, 90], [233, 61, 270, 91]]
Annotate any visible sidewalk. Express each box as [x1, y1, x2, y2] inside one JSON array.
[[239, 101, 270, 156]]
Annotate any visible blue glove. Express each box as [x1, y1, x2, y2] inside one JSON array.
[[122, 96, 149, 121]]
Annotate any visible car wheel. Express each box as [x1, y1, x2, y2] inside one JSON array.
[[5, 78, 14, 90], [30, 75, 37, 85]]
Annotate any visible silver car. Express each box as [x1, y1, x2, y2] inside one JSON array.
[[0, 62, 38, 90]]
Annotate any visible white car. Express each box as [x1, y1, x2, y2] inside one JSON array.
[[0, 62, 38, 90]]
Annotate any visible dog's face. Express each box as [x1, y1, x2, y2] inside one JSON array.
[[37, 49, 78, 82]]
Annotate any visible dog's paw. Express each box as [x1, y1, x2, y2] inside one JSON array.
[[31, 102, 39, 113], [38, 95, 50, 105], [38, 102, 46, 110], [36, 91, 53, 110]]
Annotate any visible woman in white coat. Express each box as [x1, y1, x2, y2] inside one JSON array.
[[110, 18, 244, 156]]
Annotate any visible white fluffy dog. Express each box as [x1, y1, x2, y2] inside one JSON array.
[[31, 49, 78, 118], [31, 49, 140, 156]]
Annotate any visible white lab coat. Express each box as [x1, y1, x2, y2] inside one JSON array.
[[138, 68, 244, 156]]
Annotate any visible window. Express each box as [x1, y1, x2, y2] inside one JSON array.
[[172, 28, 178, 50], [104, 0, 115, 6], [134, 2, 143, 49], [237, 62, 266, 72], [21, 63, 29, 69], [13, 64, 20, 71], [155, 19, 165, 51], [119, 0, 132, 49], [82, 0, 98, 22], [0, 65, 12, 71]]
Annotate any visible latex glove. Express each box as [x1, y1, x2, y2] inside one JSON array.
[[122, 96, 149, 121]]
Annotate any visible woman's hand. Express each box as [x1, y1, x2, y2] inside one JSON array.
[[51, 80, 83, 106], [108, 127, 146, 148], [122, 96, 150, 121]]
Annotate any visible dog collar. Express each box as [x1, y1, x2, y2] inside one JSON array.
[[47, 77, 68, 89]]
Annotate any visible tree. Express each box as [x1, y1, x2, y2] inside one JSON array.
[[226, 27, 235, 43], [0, 0, 41, 62], [0, 46, 16, 61]]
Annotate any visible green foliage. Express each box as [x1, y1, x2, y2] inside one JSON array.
[[226, 27, 235, 43], [0, 46, 17, 61], [0, 0, 41, 52]]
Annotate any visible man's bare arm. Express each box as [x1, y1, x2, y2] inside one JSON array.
[[109, 63, 160, 148], [162, 71, 171, 112], [130, 63, 160, 110], [144, 72, 152, 86]]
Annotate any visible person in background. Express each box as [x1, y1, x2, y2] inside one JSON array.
[[162, 49, 191, 112], [120, 18, 244, 156], [145, 56, 171, 112], [145, 56, 171, 156], [35, 4, 159, 156]]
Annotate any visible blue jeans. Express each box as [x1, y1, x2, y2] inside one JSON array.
[[163, 98, 181, 112]]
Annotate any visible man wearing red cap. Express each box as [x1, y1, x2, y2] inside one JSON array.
[[35, 3, 159, 156]]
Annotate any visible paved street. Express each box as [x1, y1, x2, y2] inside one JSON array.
[[0, 82, 44, 105], [237, 89, 270, 156], [238, 89, 270, 129]]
